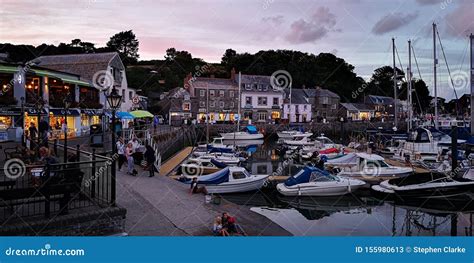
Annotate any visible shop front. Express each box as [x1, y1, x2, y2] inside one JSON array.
[[0, 108, 22, 141], [81, 109, 103, 134], [49, 108, 81, 138]]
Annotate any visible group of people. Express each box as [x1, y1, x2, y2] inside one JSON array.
[[116, 136, 156, 177], [26, 118, 50, 150], [212, 212, 237, 236]]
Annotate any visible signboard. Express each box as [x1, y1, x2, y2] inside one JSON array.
[[132, 96, 140, 105]]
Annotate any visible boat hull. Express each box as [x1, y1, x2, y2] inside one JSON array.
[[220, 133, 264, 140], [276, 179, 365, 197], [204, 175, 268, 194]]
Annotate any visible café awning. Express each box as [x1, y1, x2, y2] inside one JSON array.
[[130, 110, 154, 118], [116, 112, 135, 120]]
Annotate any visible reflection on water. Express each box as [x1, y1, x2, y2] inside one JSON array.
[[222, 138, 474, 236]]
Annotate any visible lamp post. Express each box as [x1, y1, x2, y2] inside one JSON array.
[[63, 94, 73, 163], [106, 87, 122, 207], [35, 98, 45, 158], [20, 97, 25, 147]]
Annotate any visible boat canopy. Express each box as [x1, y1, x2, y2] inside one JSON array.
[[197, 168, 230, 184], [210, 158, 227, 168], [284, 166, 330, 186], [243, 125, 258, 134]]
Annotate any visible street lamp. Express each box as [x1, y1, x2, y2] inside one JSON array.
[[63, 94, 73, 163], [20, 97, 25, 147], [106, 87, 122, 207]]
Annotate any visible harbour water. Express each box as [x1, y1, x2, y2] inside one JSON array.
[[222, 138, 474, 236]]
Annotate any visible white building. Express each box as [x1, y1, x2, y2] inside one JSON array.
[[240, 74, 284, 123], [282, 89, 312, 123]]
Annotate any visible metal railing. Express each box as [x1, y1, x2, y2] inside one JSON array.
[[0, 157, 113, 222]]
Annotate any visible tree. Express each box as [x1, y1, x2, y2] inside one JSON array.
[[106, 30, 139, 65], [221, 49, 236, 67], [367, 66, 405, 98]]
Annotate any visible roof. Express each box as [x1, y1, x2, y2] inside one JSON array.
[[289, 89, 310, 104], [30, 52, 120, 83], [340, 103, 374, 112], [303, 87, 340, 99], [366, 95, 394, 105], [240, 74, 271, 84], [192, 77, 236, 89]]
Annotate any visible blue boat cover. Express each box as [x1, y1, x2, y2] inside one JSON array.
[[243, 125, 258, 134], [284, 166, 330, 187], [197, 168, 230, 185], [208, 146, 234, 154], [210, 158, 227, 168]]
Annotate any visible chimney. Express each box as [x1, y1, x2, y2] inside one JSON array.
[[230, 68, 236, 80]]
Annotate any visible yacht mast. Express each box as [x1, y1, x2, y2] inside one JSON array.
[[433, 23, 439, 129], [392, 38, 398, 128], [289, 82, 292, 124], [470, 34, 474, 135], [237, 72, 241, 131], [408, 40, 413, 131]]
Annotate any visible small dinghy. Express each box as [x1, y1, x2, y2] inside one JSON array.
[[276, 166, 365, 196], [188, 167, 269, 194], [197, 153, 243, 165], [371, 171, 474, 200]]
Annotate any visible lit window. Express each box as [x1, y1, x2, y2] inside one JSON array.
[[183, 102, 191, 111]]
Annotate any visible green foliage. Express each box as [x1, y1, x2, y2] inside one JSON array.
[[367, 66, 405, 98], [106, 30, 139, 65]]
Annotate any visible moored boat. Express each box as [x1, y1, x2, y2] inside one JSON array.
[[220, 125, 264, 140], [276, 166, 366, 196], [188, 167, 269, 194]]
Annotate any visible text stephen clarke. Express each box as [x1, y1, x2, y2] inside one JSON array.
[[413, 246, 466, 254]]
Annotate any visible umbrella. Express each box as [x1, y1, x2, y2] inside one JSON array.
[[130, 110, 154, 118], [116, 112, 135, 119]]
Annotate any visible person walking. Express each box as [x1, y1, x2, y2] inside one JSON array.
[[125, 142, 135, 176], [116, 137, 126, 171], [144, 144, 156, 177]]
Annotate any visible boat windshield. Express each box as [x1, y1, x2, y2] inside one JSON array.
[[317, 137, 334, 144], [309, 172, 337, 182], [213, 138, 223, 144], [364, 160, 389, 168]]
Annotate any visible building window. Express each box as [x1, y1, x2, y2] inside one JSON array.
[[183, 102, 191, 111], [245, 97, 252, 105], [320, 97, 329, 104], [199, 101, 205, 108], [210, 90, 215, 97], [219, 90, 225, 97], [271, 111, 280, 119], [219, 101, 224, 108], [257, 97, 267, 106], [257, 112, 267, 121], [210, 101, 215, 108], [303, 105, 307, 110], [245, 84, 251, 90], [200, 90, 205, 97], [273, 97, 279, 106], [230, 102, 234, 108], [121, 89, 125, 102], [331, 104, 337, 109], [129, 91, 133, 100], [229, 91, 234, 97], [258, 84, 263, 91]]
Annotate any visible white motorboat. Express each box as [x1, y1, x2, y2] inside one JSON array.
[[220, 125, 264, 140], [198, 153, 243, 165], [207, 137, 235, 152], [276, 166, 366, 196], [393, 128, 465, 162], [277, 130, 313, 139], [283, 137, 316, 147], [191, 167, 269, 194], [325, 152, 413, 183], [372, 171, 474, 200], [180, 158, 227, 177], [222, 139, 264, 147], [314, 134, 342, 149]]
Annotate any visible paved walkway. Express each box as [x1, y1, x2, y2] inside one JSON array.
[[158, 147, 193, 176], [116, 168, 290, 236]]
